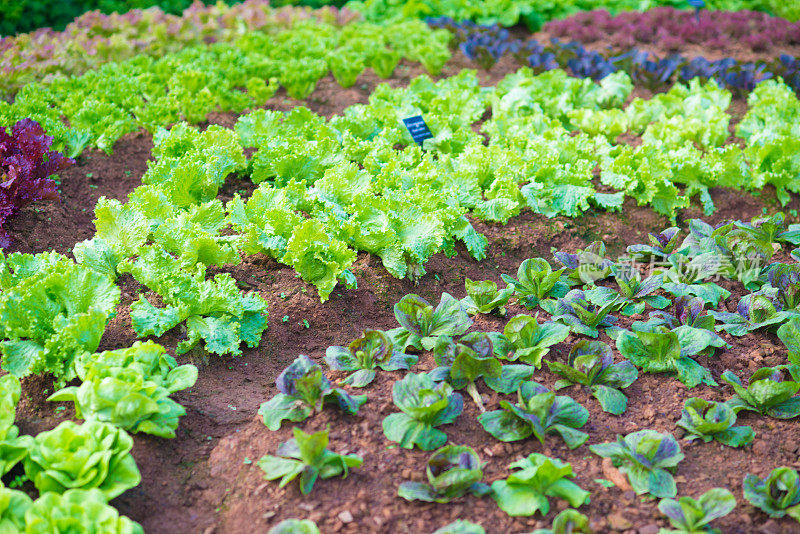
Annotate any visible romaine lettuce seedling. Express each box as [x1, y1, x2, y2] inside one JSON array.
[[721, 367, 800, 419], [491, 453, 590, 517], [389, 293, 472, 351], [489, 314, 570, 368], [0, 375, 32, 479], [478, 382, 589, 449], [543, 289, 619, 338], [658, 488, 736, 533], [258, 427, 362, 495], [258, 355, 367, 431], [709, 291, 794, 336], [398, 445, 490, 503], [530, 510, 591, 534], [325, 329, 417, 387], [676, 398, 754, 448], [743, 467, 800, 522], [382, 372, 463, 450], [546, 340, 638, 415], [616, 326, 725, 388], [585, 265, 669, 316], [553, 241, 613, 285], [589, 429, 684, 498], [500, 258, 568, 308], [460, 278, 514, 316], [626, 227, 681, 260]]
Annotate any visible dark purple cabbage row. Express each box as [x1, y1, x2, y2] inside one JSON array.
[[428, 17, 800, 94], [543, 7, 800, 53]]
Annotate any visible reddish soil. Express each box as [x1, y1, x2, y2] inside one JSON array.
[[5, 51, 800, 534]]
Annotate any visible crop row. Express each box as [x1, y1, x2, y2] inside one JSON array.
[[254, 210, 800, 530], [0, 16, 451, 157], [6, 69, 775, 307], [431, 18, 800, 94], [543, 6, 800, 53], [347, 0, 799, 29], [0, 1, 364, 99]]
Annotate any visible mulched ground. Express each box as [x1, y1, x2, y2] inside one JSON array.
[[5, 32, 800, 534]]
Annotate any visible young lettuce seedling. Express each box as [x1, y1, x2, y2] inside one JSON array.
[[658, 488, 736, 534], [709, 291, 795, 336], [491, 453, 590, 517], [382, 372, 463, 450], [676, 398, 754, 448], [388, 293, 472, 351], [616, 325, 726, 388], [743, 467, 800, 522], [489, 314, 570, 368], [553, 241, 613, 286], [478, 382, 589, 449], [721, 367, 800, 419], [324, 329, 418, 387], [460, 278, 514, 316], [585, 265, 669, 316], [546, 340, 638, 415], [430, 332, 534, 412], [258, 355, 367, 431], [500, 258, 568, 309], [626, 227, 681, 261], [589, 429, 684, 498], [258, 427, 362, 495], [398, 445, 490, 503], [543, 289, 619, 338], [0, 375, 33, 479], [638, 295, 715, 332]]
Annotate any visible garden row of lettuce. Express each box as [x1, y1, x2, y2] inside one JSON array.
[[0, 16, 451, 157], [253, 211, 800, 532], [543, 6, 800, 53], [431, 18, 800, 94], [347, 0, 799, 29], [4, 1, 799, 100], [0, 1, 363, 99], [4, 208, 800, 531], [57, 68, 800, 304]]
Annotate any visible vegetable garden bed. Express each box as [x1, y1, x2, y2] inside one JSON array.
[[3, 6, 800, 534]]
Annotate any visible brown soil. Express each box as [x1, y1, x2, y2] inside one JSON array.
[[5, 50, 800, 534]]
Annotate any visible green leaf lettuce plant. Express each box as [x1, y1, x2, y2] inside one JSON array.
[[23, 488, 144, 534], [676, 398, 754, 448], [324, 329, 417, 387], [389, 293, 472, 351], [743, 467, 800, 522], [398, 445, 490, 503], [721, 367, 800, 419], [658, 488, 736, 534]]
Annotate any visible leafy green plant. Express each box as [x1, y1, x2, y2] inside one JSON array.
[[382, 372, 463, 450], [0, 374, 32, 479], [676, 398, 754, 448], [389, 293, 472, 351], [546, 340, 638, 415], [430, 332, 532, 411], [0, 251, 120, 386], [642, 296, 715, 332], [47, 341, 198, 438], [501, 258, 568, 309], [766, 263, 800, 310], [478, 381, 589, 449], [658, 488, 736, 534], [258, 427, 362, 495], [432, 520, 485, 534], [23, 420, 140, 500], [743, 467, 800, 522], [120, 245, 269, 357], [23, 488, 144, 534], [460, 278, 514, 316], [491, 453, 590, 517], [586, 266, 669, 316], [0, 487, 31, 532], [530, 510, 592, 534], [777, 317, 800, 366], [268, 519, 320, 534], [543, 289, 618, 338], [627, 227, 681, 260], [616, 326, 726, 388], [324, 329, 417, 387], [589, 429, 684, 498], [489, 314, 570, 367], [661, 252, 730, 307], [553, 241, 613, 285], [721, 367, 800, 419], [709, 292, 794, 336], [398, 445, 490, 503], [258, 355, 367, 431]]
